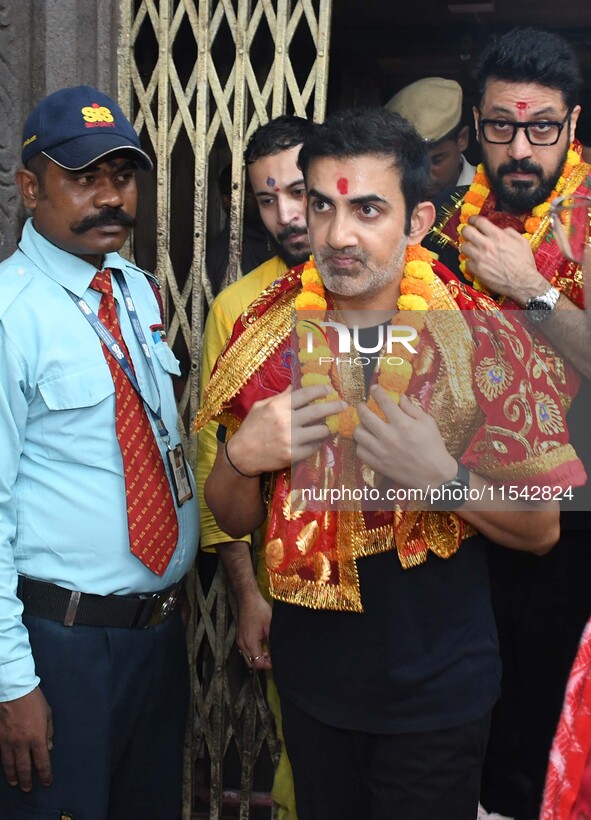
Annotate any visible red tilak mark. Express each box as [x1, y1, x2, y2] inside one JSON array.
[[337, 177, 349, 195], [516, 101, 528, 110], [274, 187, 280, 192]]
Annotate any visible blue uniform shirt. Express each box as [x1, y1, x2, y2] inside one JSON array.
[[0, 219, 199, 701]]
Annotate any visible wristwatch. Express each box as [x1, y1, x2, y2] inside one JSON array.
[[525, 285, 560, 324], [433, 461, 470, 510]]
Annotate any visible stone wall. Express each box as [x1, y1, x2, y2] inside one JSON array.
[[0, 0, 121, 260]]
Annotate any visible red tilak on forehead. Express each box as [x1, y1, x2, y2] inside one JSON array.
[[274, 187, 280, 192], [337, 177, 348, 195], [516, 101, 528, 110]]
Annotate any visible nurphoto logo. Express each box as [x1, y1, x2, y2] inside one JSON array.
[[301, 318, 418, 366]]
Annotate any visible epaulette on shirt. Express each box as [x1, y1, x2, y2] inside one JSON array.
[[139, 266, 165, 324], [142, 269, 161, 290], [117, 259, 165, 323], [119, 258, 161, 290]]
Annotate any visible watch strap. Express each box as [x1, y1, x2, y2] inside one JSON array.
[[432, 460, 470, 510], [456, 461, 470, 488], [525, 284, 560, 311]]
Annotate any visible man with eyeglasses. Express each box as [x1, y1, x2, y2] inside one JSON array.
[[431, 27, 591, 820], [477, 115, 570, 149], [433, 29, 590, 366]]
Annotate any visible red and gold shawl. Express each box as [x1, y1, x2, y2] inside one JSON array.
[[542, 617, 591, 819], [195, 261, 585, 612]]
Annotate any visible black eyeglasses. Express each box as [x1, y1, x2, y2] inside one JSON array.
[[477, 111, 571, 146]]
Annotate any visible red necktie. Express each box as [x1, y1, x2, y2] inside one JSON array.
[[91, 270, 178, 575]]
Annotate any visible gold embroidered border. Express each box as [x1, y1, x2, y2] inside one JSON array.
[[194, 289, 294, 431], [269, 574, 365, 612], [269, 504, 479, 611], [479, 442, 579, 481], [239, 269, 297, 329], [217, 411, 241, 437], [429, 198, 463, 250], [268, 507, 366, 611], [425, 278, 481, 456]]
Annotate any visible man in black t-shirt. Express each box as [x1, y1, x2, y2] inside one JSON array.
[[198, 108, 581, 820]]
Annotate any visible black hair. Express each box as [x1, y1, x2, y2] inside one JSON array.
[[244, 115, 316, 164], [24, 153, 49, 195], [298, 108, 430, 234], [475, 28, 582, 110]]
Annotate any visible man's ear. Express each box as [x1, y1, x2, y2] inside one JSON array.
[[457, 125, 470, 154], [407, 200, 436, 246], [16, 168, 40, 210], [569, 105, 581, 143]]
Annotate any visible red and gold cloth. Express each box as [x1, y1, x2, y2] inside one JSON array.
[[195, 261, 585, 612], [542, 617, 591, 819]]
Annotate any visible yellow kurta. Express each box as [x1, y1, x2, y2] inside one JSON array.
[[198, 255, 289, 550]]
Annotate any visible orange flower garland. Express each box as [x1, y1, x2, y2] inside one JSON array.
[[458, 146, 581, 291], [294, 246, 435, 438]]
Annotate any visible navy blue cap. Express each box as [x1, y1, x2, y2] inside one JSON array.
[[21, 85, 153, 171]]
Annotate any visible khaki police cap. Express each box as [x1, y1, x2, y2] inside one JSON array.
[[385, 77, 463, 143]]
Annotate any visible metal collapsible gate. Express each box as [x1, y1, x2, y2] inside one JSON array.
[[118, 1, 332, 816]]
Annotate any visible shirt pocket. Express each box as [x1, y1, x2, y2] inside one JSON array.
[[149, 341, 182, 435], [151, 341, 181, 376], [38, 363, 120, 465]]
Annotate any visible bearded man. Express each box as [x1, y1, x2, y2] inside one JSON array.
[[429, 27, 591, 820], [196, 108, 585, 820], [432, 28, 590, 368]]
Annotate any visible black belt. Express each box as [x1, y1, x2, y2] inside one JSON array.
[[17, 576, 184, 629]]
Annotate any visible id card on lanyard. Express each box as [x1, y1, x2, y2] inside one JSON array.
[[65, 269, 193, 506]]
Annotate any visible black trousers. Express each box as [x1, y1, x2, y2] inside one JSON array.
[[281, 698, 491, 820], [0, 608, 189, 820]]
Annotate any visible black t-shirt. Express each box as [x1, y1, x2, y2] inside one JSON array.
[[270, 533, 500, 734], [221, 325, 500, 733]]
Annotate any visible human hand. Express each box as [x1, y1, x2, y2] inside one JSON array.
[[0, 686, 53, 792], [354, 390, 456, 491], [227, 385, 346, 476], [460, 215, 547, 305], [235, 592, 273, 672]]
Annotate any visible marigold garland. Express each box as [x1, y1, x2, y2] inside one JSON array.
[[458, 146, 581, 292], [294, 247, 435, 438]]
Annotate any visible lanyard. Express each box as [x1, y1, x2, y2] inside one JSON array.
[[65, 269, 171, 447]]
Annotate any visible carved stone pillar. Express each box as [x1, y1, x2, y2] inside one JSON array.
[[0, 0, 121, 260]]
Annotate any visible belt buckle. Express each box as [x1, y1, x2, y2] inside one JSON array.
[[145, 588, 179, 627]]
